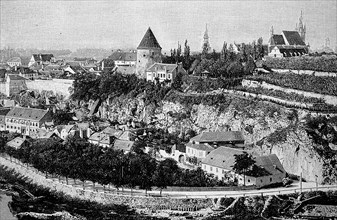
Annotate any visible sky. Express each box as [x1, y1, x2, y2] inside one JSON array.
[[0, 0, 336, 52]]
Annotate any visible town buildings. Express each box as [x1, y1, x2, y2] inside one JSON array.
[[109, 50, 137, 67], [28, 54, 54, 67], [268, 11, 309, 57], [0, 74, 28, 97], [6, 57, 22, 67]]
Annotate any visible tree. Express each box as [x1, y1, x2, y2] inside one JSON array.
[[153, 158, 179, 196], [171, 71, 183, 91], [232, 152, 255, 186]]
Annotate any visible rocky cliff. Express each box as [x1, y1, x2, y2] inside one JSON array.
[[98, 92, 337, 183]]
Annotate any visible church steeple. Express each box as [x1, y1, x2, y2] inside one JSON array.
[[202, 24, 211, 53], [296, 10, 306, 43]]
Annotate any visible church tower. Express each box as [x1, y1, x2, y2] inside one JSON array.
[[202, 24, 211, 53], [296, 11, 306, 43], [136, 27, 162, 78]]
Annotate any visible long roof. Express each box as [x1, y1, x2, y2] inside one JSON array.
[[8, 74, 27, 81], [282, 31, 306, 46], [186, 142, 214, 152], [137, 27, 162, 49], [88, 132, 113, 145], [190, 131, 244, 143], [6, 137, 26, 149], [6, 107, 50, 121], [253, 154, 286, 176], [114, 139, 134, 152], [32, 54, 54, 62], [201, 146, 246, 170], [146, 63, 178, 73]]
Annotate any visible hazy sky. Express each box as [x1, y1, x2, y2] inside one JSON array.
[[0, 0, 336, 52]]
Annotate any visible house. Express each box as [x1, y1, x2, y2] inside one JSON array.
[[189, 131, 245, 146], [30, 128, 60, 140], [0, 107, 11, 131], [157, 144, 186, 163], [5, 107, 53, 136], [201, 146, 246, 181], [7, 57, 22, 67], [59, 124, 76, 140], [113, 139, 134, 153], [108, 50, 137, 66], [28, 54, 54, 67], [88, 131, 115, 148], [185, 142, 214, 159], [145, 63, 186, 83], [201, 146, 286, 187], [239, 154, 286, 187], [268, 12, 309, 57], [6, 136, 28, 149]]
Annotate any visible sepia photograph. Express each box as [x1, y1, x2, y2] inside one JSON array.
[[0, 0, 337, 219]]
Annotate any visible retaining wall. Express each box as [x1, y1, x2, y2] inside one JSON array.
[[26, 79, 74, 98], [272, 69, 337, 77]]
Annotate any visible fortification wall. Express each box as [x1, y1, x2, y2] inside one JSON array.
[[26, 79, 73, 98], [272, 69, 337, 77]]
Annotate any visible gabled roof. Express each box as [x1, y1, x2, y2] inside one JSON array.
[[186, 142, 214, 152], [254, 154, 285, 176], [282, 31, 305, 46], [137, 27, 162, 49], [6, 137, 27, 149], [6, 107, 50, 121], [114, 139, 134, 152], [201, 146, 246, 170], [270, 35, 285, 45], [88, 132, 113, 145], [146, 63, 178, 73], [116, 66, 136, 75], [62, 124, 75, 133], [102, 127, 123, 137], [190, 131, 244, 143]]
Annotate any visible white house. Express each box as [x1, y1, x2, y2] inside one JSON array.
[[185, 142, 214, 159], [145, 63, 186, 83]]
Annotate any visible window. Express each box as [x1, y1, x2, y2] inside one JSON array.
[[248, 179, 250, 183], [260, 179, 263, 183], [216, 168, 218, 173], [143, 54, 146, 57], [270, 177, 272, 182], [210, 167, 212, 171]]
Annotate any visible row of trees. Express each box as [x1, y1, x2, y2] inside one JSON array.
[[0, 135, 225, 195]]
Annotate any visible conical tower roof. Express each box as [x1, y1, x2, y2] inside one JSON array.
[[137, 27, 162, 49]]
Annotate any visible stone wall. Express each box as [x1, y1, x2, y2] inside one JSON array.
[[272, 69, 337, 77], [26, 79, 73, 98]]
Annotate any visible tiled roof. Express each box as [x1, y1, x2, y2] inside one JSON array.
[[202, 146, 246, 170], [6, 137, 26, 149], [109, 51, 137, 61], [102, 127, 123, 137], [137, 27, 162, 49], [6, 107, 50, 121], [8, 74, 27, 81], [190, 131, 244, 143], [146, 63, 178, 73], [89, 132, 113, 145], [282, 31, 306, 46], [114, 139, 134, 152], [270, 35, 285, 45], [254, 154, 285, 176], [186, 142, 214, 152]]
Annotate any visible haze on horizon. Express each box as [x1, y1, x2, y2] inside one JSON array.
[[0, 0, 336, 52]]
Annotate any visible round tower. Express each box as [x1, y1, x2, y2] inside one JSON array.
[[136, 27, 162, 78]]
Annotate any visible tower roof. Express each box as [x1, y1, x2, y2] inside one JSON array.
[[137, 27, 162, 50]]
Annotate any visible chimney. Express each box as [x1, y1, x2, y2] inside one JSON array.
[[79, 129, 83, 138]]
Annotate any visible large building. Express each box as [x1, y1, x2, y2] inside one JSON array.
[[109, 50, 137, 67], [5, 107, 53, 136], [268, 11, 309, 58], [136, 27, 162, 77]]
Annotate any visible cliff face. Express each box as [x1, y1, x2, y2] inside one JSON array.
[[103, 94, 337, 183]]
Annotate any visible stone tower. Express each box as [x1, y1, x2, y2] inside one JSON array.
[[202, 24, 211, 53], [296, 11, 306, 43], [136, 27, 162, 78]]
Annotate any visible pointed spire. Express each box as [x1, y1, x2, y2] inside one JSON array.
[[270, 26, 274, 36], [137, 27, 162, 49]]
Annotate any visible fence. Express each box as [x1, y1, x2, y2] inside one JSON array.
[[1, 153, 337, 211]]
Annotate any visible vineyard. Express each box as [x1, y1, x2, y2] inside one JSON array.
[[246, 73, 337, 96], [263, 56, 337, 72]]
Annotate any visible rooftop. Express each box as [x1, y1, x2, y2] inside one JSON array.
[[137, 27, 162, 50], [186, 142, 214, 152], [146, 63, 178, 73], [6, 137, 26, 149], [190, 131, 244, 143], [6, 107, 50, 121]]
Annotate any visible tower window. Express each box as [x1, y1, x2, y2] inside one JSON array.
[[152, 52, 154, 56], [143, 54, 146, 57]]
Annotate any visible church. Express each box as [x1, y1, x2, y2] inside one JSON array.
[[268, 11, 309, 58]]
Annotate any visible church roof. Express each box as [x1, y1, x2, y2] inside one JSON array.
[[270, 35, 285, 45], [282, 31, 305, 46], [137, 27, 162, 50]]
